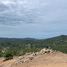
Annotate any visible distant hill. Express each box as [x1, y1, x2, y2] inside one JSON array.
[[0, 35, 67, 56]]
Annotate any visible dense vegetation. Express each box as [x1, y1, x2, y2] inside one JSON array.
[[0, 35, 67, 57]]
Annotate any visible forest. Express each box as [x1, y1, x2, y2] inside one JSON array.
[[0, 35, 67, 57]]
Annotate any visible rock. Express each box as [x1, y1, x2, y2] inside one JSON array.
[[39, 48, 53, 54], [15, 48, 53, 64], [28, 56, 34, 60]]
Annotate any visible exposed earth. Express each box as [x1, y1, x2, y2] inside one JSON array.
[[0, 49, 67, 67]]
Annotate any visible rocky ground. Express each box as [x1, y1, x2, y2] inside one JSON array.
[[0, 48, 67, 67]]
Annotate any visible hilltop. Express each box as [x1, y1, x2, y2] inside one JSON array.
[[0, 48, 67, 67]]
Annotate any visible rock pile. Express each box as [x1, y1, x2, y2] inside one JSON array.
[[39, 48, 53, 55], [15, 48, 53, 64]]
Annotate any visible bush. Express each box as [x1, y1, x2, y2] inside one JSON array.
[[0, 51, 3, 57], [3, 51, 13, 61]]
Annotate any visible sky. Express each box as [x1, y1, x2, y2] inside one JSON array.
[[0, 0, 67, 39]]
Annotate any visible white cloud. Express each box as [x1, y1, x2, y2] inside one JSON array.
[[0, 0, 67, 38]]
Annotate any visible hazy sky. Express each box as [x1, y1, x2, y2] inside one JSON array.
[[0, 0, 67, 38]]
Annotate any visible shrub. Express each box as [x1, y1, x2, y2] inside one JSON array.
[[3, 51, 13, 61], [0, 51, 3, 57]]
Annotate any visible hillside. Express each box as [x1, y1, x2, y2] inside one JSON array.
[[0, 35, 67, 56], [0, 50, 67, 67]]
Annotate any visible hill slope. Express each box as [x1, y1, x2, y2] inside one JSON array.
[[0, 35, 67, 56], [0, 51, 67, 67]]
